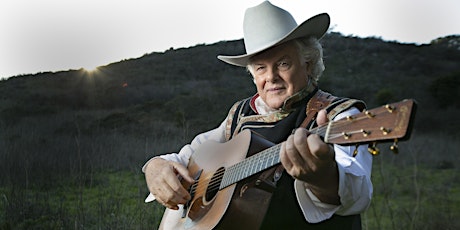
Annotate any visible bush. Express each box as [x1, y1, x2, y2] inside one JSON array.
[[429, 72, 460, 108], [375, 88, 394, 105]]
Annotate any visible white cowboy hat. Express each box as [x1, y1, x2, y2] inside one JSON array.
[[218, 1, 330, 67]]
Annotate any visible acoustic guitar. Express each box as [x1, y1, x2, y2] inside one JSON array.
[[159, 99, 417, 230]]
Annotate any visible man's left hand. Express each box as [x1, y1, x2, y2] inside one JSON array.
[[279, 109, 340, 205]]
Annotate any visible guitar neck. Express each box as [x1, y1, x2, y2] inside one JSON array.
[[219, 126, 326, 189]]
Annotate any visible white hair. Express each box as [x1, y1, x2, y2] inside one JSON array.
[[293, 37, 325, 83]]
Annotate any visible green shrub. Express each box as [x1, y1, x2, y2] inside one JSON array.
[[375, 88, 394, 105], [429, 72, 460, 108]]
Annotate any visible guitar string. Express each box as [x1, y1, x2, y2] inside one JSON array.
[[189, 147, 272, 194], [189, 146, 281, 194], [198, 155, 274, 194], [190, 156, 264, 194], [319, 110, 390, 141], [192, 144, 281, 192], [189, 167, 228, 194]]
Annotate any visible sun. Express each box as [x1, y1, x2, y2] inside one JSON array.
[[82, 64, 100, 73]]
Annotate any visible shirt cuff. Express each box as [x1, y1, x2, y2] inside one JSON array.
[[294, 179, 340, 223], [145, 193, 156, 203]]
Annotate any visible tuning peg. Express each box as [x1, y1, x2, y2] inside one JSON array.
[[368, 142, 380, 155], [361, 129, 370, 137], [353, 144, 359, 157], [390, 139, 399, 154], [385, 104, 395, 113], [380, 127, 390, 135], [365, 110, 375, 118]]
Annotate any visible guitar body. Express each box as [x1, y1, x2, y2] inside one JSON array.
[[159, 130, 275, 230]]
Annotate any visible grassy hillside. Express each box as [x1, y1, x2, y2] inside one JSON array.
[[1, 33, 459, 229]]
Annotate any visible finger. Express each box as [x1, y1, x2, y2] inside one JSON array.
[[154, 186, 178, 210], [151, 163, 192, 202], [307, 134, 334, 161], [287, 137, 307, 167], [316, 109, 329, 126], [156, 180, 189, 210], [162, 167, 192, 201], [159, 196, 180, 210], [162, 185, 189, 209], [172, 162, 195, 184], [280, 139, 293, 170], [293, 128, 313, 162], [145, 159, 192, 209]]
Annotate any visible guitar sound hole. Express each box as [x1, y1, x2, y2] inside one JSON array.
[[205, 167, 225, 202]]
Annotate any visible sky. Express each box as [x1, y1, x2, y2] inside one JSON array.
[[1, 0, 459, 79]]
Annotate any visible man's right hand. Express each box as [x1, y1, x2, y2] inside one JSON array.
[[144, 158, 195, 210]]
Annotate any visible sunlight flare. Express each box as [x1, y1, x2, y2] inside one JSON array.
[[82, 65, 99, 73]]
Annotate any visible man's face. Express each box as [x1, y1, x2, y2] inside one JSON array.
[[250, 42, 310, 109]]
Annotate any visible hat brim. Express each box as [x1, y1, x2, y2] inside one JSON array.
[[217, 13, 330, 67]]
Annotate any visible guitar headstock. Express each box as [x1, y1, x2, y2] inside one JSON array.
[[324, 99, 417, 150]]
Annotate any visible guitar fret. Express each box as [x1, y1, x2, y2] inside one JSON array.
[[243, 158, 250, 178], [221, 167, 229, 188], [259, 156, 264, 173], [222, 166, 232, 188], [236, 162, 243, 183], [271, 148, 277, 166], [249, 155, 255, 175], [256, 151, 263, 172]]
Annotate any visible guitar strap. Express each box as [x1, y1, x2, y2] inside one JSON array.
[[302, 90, 339, 129]]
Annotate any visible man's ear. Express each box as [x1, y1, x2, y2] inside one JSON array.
[[305, 62, 312, 76]]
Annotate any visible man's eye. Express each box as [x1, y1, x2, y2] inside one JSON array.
[[256, 66, 265, 71], [278, 62, 290, 70]]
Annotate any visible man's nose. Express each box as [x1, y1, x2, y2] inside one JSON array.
[[265, 68, 279, 82]]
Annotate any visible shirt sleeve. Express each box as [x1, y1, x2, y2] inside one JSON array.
[[142, 120, 227, 202], [294, 107, 373, 223], [142, 120, 227, 172]]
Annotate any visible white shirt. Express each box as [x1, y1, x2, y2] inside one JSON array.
[[143, 97, 373, 223]]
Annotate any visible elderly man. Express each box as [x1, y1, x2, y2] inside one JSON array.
[[143, 1, 372, 229]]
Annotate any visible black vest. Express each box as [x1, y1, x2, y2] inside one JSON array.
[[227, 91, 362, 230]]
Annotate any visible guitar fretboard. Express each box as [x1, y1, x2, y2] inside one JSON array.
[[219, 144, 282, 189], [219, 126, 325, 189]]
